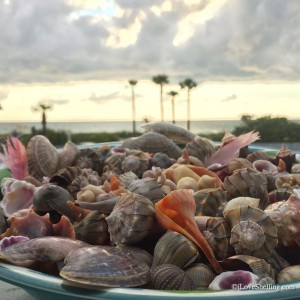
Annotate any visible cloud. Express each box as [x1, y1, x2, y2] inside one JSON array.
[[221, 94, 237, 102], [0, 0, 299, 84], [0, 90, 8, 100], [86, 91, 120, 103], [47, 99, 70, 105]]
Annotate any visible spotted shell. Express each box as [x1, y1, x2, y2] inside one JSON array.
[[27, 135, 59, 181], [224, 206, 278, 258], [152, 230, 199, 268], [105, 191, 155, 245], [150, 264, 195, 290]]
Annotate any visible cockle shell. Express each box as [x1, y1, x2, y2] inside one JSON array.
[[60, 246, 150, 287], [105, 191, 155, 245], [222, 255, 275, 283], [152, 230, 199, 268], [150, 264, 195, 290], [27, 135, 59, 181], [224, 206, 278, 258], [222, 168, 269, 210], [121, 132, 182, 159], [185, 263, 216, 290]]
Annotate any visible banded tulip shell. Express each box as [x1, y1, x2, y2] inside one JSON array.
[[27, 135, 59, 181], [185, 263, 216, 290], [155, 189, 222, 273], [195, 216, 234, 260], [222, 255, 275, 283], [150, 264, 195, 290], [106, 191, 155, 245], [152, 230, 199, 268], [277, 265, 300, 283], [60, 246, 150, 287], [223, 206, 278, 258], [194, 188, 228, 217], [222, 168, 269, 209]]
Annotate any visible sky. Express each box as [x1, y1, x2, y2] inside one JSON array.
[[0, 0, 300, 122]]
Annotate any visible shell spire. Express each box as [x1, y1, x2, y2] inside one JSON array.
[[155, 189, 222, 273]]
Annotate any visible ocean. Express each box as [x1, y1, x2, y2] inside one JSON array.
[[0, 120, 242, 135]]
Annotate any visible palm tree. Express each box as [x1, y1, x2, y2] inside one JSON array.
[[32, 102, 53, 135], [167, 91, 178, 124], [152, 74, 169, 122], [129, 79, 138, 134], [179, 78, 197, 130]]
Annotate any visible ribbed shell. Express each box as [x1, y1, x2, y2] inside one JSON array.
[[184, 136, 215, 166], [105, 191, 155, 245], [224, 206, 278, 258], [152, 230, 199, 268], [121, 132, 182, 159], [194, 188, 228, 217], [185, 263, 216, 289], [222, 255, 275, 283], [27, 135, 59, 181], [150, 264, 195, 290], [222, 168, 269, 210], [61, 246, 150, 287]]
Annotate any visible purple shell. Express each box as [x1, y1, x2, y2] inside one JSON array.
[[0, 235, 30, 250]]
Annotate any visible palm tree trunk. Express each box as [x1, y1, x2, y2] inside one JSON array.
[[172, 96, 175, 124], [187, 89, 190, 130], [42, 111, 46, 135], [131, 85, 136, 134], [160, 85, 164, 122]]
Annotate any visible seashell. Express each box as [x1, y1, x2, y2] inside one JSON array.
[[185, 263, 216, 289], [76, 189, 96, 203], [103, 152, 126, 174], [198, 175, 220, 190], [119, 171, 139, 188], [176, 149, 204, 167], [58, 141, 78, 169], [0, 236, 30, 250], [61, 246, 150, 287], [33, 184, 75, 222], [73, 211, 109, 245], [273, 145, 296, 173], [23, 175, 42, 187], [277, 265, 300, 283], [208, 270, 259, 290], [0, 236, 88, 265], [0, 209, 7, 234], [0, 209, 53, 239], [155, 189, 222, 273], [116, 244, 153, 267], [227, 158, 253, 173], [152, 152, 173, 169], [176, 176, 198, 191], [194, 188, 228, 217], [291, 163, 300, 174], [275, 174, 300, 189], [121, 152, 149, 178], [222, 168, 269, 210], [195, 216, 234, 260], [128, 177, 164, 203], [52, 215, 75, 238], [223, 206, 278, 259], [105, 191, 155, 245], [222, 197, 260, 215], [27, 135, 59, 181], [96, 144, 111, 158], [222, 255, 275, 283], [253, 159, 279, 174], [49, 166, 82, 188], [67, 201, 92, 223], [165, 164, 200, 183], [264, 194, 300, 248], [141, 121, 196, 143], [81, 184, 106, 197], [265, 250, 290, 277], [0, 179, 37, 217], [74, 149, 103, 174], [246, 150, 270, 163], [121, 132, 182, 159], [184, 136, 215, 166], [152, 230, 199, 268], [268, 187, 293, 203], [150, 264, 195, 290]]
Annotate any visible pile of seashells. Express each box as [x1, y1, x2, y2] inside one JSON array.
[[0, 122, 300, 291]]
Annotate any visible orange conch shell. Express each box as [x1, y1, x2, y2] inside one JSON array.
[[155, 189, 222, 273]]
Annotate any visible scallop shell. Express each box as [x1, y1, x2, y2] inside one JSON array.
[[60, 246, 150, 287], [27, 135, 59, 181], [152, 230, 199, 268], [224, 206, 278, 259], [105, 191, 155, 245], [150, 264, 195, 290], [121, 132, 182, 159]]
